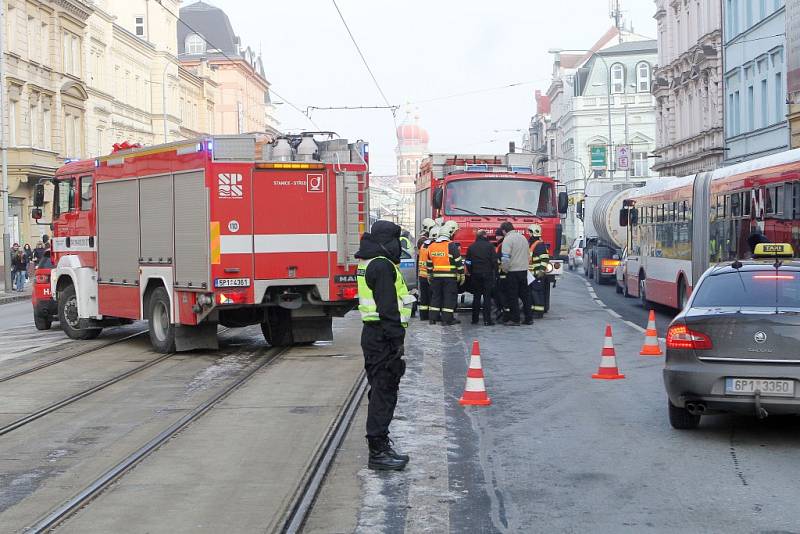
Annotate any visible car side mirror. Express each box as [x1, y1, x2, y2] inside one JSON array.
[[558, 192, 568, 214], [33, 183, 45, 207], [433, 187, 443, 210], [619, 208, 629, 227]]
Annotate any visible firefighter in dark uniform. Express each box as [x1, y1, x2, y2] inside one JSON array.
[[528, 223, 550, 319], [493, 227, 507, 322], [427, 221, 464, 325], [466, 230, 497, 325], [355, 220, 415, 470], [416, 218, 437, 320]]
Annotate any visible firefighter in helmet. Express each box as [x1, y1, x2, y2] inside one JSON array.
[[354, 220, 414, 470], [528, 223, 550, 318], [416, 218, 437, 320], [426, 221, 464, 325]]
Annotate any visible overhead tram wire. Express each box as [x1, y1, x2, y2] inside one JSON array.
[[154, 0, 320, 130]]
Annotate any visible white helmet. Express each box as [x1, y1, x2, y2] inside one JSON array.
[[434, 217, 445, 226], [429, 226, 441, 239], [528, 223, 542, 238], [421, 218, 436, 234], [443, 220, 459, 238]]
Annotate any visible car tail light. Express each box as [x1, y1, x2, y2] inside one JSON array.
[[576, 249, 583, 257], [35, 273, 50, 284], [666, 324, 713, 350]]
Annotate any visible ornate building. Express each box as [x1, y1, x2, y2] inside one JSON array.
[[395, 113, 429, 233], [652, 0, 724, 176]]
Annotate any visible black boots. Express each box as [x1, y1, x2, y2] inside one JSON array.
[[367, 437, 409, 471]]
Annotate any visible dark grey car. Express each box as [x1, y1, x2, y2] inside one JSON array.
[[663, 260, 800, 429]]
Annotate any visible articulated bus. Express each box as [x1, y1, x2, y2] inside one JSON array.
[[621, 150, 800, 310]]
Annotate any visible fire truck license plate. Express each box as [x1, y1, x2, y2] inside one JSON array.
[[215, 278, 251, 288]]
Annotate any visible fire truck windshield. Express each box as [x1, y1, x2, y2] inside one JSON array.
[[444, 179, 556, 217]]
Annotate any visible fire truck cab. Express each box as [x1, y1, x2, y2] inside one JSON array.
[[32, 134, 369, 352]]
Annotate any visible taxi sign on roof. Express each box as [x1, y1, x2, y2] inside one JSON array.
[[753, 243, 795, 258]]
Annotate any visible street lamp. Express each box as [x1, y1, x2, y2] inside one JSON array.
[[548, 48, 614, 179]]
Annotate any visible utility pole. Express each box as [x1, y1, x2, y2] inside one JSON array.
[[0, 2, 12, 294]]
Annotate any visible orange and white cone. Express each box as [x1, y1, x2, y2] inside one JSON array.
[[459, 340, 491, 406], [640, 310, 663, 356], [592, 325, 625, 380]]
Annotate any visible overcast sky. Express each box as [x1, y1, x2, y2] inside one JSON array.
[[214, 0, 658, 175]]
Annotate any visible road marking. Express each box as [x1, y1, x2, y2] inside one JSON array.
[[579, 276, 648, 334], [606, 309, 622, 319], [625, 320, 646, 334]]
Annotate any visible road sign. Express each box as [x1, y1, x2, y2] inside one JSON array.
[[590, 146, 607, 169], [616, 145, 631, 171]]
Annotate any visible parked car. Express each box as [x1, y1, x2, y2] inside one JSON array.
[[663, 243, 800, 429], [567, 237, 584, 271], [31, 252, 56, 330]]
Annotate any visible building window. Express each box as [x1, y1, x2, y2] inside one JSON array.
[[40, 22, 49, 66], [30, 96, 39, 147], [775, 72, 784, 124], [747, 85, 754, 131], [761, 78, 769, 127], [636, 62, 650, 92], [734, 90, 741, 135], [135, 16, 144, 37], [9, 98, 18, 146], [611, 63, 625, 94], [27, 15, 34, 62], [632, 152, 649, 177], [185, 34, 205, 55], [43, 106, 51, 150]]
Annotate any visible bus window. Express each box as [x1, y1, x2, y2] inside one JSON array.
[[743, 191, 751, 216], [80, 176, 93, 211], [54, 178, 75, 217], [730, 193, 741, 218]]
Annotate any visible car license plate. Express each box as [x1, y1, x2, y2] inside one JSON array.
[[725, 378, 795, 397], [214, 278, 251, 288]]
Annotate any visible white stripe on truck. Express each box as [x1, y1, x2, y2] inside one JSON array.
[[220, 234, 338, 254]]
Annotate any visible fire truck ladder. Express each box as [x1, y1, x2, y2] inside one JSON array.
[[336, 170, 368, 269]]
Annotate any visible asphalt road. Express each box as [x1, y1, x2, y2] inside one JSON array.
[[0, 299, 35, 330], [310, 270, 800, 533]]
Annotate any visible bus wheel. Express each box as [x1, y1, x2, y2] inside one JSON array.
[[59, 284, 102, 340], [147, 287, 175, 353], [639, 278, 649, 307]]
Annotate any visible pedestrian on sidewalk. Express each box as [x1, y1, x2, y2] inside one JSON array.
[[33, 242, 45, 266], [11, 249, 28, 292], [23, 244, 34, 281], [466, 230, 497, 325], [500, 222, 533, 326], [355, 220, 413, 471]]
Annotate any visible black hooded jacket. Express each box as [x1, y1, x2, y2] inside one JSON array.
[[355, 220, 405, 340]]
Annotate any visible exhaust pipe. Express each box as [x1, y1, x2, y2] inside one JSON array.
[[686, 403, 706, 415]]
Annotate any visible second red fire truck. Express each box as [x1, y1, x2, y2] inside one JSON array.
[[32, 134, 369, 352]]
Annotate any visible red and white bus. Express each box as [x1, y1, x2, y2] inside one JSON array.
[[621, 150, 800, 309]]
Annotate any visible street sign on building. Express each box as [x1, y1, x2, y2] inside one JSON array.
[[616, 145, 631, 171], [590, 146, 607, 169]]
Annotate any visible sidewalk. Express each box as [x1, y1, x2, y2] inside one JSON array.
[[0, 279, 32, 305]]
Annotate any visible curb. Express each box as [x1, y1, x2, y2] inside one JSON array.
[[0, 293, 31, 306]]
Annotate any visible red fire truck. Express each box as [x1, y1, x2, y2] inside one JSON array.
[[31, 134, 369, 352], [415, 152, 569, 258]]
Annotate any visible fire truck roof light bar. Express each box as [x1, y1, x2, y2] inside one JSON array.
[[256, 163, 326, 170], [463, 164, 535, 174]]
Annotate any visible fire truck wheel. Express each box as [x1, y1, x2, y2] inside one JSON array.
[[260, 308, 293, 347], [148, 287, 176, 353], [58, 284, 102, 340], [33, 313, 52, 331]]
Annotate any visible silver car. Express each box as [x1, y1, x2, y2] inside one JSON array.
[[664, 246, 800, 429]]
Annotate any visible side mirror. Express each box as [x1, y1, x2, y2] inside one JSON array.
[[33, 183, 45, 207], [433, 187, 443, 210], [558, 192, 568, 214], [31, 208, 43, 220], [630, 208, 639, 226], [619, 208, 629, 227], [576, 200, 585, 221]]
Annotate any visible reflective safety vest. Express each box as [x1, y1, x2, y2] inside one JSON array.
[[529, 240, 551, 277], [400, 236, 412, 251], [426, 240, 462, 278], [418, 240, 432, 279], [357, 257, 414, 326]]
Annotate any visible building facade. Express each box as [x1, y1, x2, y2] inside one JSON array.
[[542, 29, 658, 246], [178, 1, 278, 136], [788, 0, 800, 147], [2, 0, 93, 254], [652, 0, 724, 176], [723, 0, 788, 164], [395, 113, 429, 233]]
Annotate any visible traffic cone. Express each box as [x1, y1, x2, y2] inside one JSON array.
[[459, 340, 491, 406], [640, 310, 663, 356], [592, 325, 625, 380]]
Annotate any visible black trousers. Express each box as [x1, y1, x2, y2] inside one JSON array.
[[494, 274, 507, 319], [471, 272, 494, 323], [505, 271, 532, 323], [361, 324, 405, 439], [418, 277, 431, 320], [430, 277, 458, 323], [530, 277, 547, 316]]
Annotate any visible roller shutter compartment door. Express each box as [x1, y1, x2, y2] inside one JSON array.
[[97, 180, 140, 284], [173, 171, 210, 289], [139, 175, 174, 264]]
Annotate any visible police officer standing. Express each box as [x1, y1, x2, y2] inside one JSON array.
[[416, 218, 437, 320], [528, 224, 550, 319], [427, 221, 464, 325], [355, 220, 414, 470], [466, 230, 497, 325]]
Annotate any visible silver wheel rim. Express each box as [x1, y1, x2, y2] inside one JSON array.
[[64, 296, 80, 329], [640, 280, 646, 302], [153, 301, 169, 342]]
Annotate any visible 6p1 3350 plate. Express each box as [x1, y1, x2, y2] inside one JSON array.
[[724, 378, 795, 397]]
